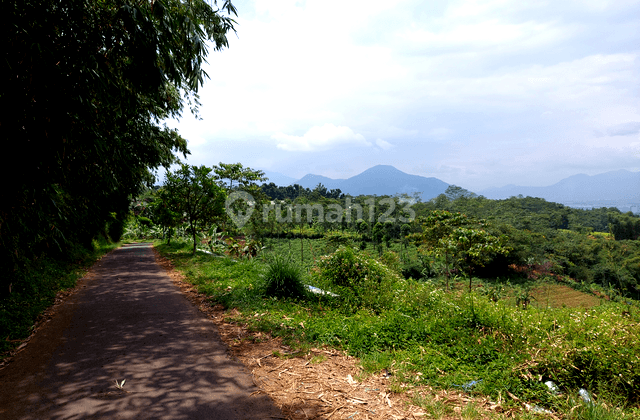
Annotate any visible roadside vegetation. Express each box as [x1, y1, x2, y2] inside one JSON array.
[[156, 237, 639, 419], [2, 0, 238, 361], [3, 0, 237, 361], [134, 168, 639, 418], [0, 237, 118, 357]]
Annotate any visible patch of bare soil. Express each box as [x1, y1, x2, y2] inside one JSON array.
[[153, 249, 516, 420]]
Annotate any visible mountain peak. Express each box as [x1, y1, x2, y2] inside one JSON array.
[[362, 164, 403, 173], [292, 165, 449, 200]]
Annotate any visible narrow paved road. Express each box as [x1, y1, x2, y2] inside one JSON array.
[[0, 243, 283, 419]]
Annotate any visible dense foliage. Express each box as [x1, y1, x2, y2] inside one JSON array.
[[423, 188, 640, 298], [261, 182, 344, 201], [1, 0, 237, 293], [313, 246, 400, 312]]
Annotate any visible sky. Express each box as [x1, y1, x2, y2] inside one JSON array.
[[165, 0, 640, 192]]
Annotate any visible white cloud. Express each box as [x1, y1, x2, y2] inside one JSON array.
[[273, 124, 371, 152], [607, 121, 640, 136], [375, 139, 394, 150], [164, 0, 640, 191]]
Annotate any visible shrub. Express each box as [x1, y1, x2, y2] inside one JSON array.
[[137, 216, 154, 227], [532, 305, 640, 405], [107, 213, 126, 242], [263, 253, 307, 299], [378, 250, 401, 274], [323, 231, 355, 253], [315, 246, 400, 312]]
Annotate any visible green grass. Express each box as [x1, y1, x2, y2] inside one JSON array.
[[263, 253, 307, 298], [155, 238, 640, 418], [0, 237, 119, 357]]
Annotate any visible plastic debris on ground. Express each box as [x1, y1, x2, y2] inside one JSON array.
[[525, 403, 553, 414], [544, 380, 559, 394], [306, 285, 338, 297], [579, 388, 592, 404], [453, 379, 482, 391]]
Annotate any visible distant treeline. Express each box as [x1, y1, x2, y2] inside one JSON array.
[[262, 183, 640, 240], [422, 188, 640, 240], [261, 182, 344, 201]]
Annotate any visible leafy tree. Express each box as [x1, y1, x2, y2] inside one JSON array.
[[441, 227, 510, 291], [609, 213, 640, 240], [212, 162, 273, 237], [414, 210, 470, 289], [372, 222, 384, 243], [260, 182, 342, 201], [310, 184, 328, 201], [163, 164, 226, 255], [213, 163, 267, 191], [356, 220, 370, 236], [372, 222, 385, 255], [414, 210, 510, 290], [1, 0, 237, 290], [151, 188, 182, 244], [401, 223, 412, 250], [444, 185, 477, 201]]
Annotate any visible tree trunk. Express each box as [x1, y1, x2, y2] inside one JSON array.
[[191, 221, 197, 255]]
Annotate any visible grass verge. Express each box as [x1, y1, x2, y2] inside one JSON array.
[[156, 239, 640, 419]]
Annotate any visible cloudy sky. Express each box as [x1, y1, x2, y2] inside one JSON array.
[[165, 0, 640, 192]]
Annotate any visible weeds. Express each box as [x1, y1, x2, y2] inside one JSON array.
[[155, 239, 640, 418], [263, 253, 307, 299]]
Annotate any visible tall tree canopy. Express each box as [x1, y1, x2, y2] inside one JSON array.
[[1, 0, 237, 289], [213, 163, 267, 191]]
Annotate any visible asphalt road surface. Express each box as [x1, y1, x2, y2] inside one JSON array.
[[0, 243, 283, 420]]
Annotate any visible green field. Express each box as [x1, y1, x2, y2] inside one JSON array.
[[156, 238, 640, 420]]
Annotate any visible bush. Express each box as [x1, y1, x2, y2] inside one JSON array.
[[533, 305, 640, 405], [137, 216, 154, 227], [323, 231, 355, 253], [314, 246, 400, 312], [107, 217, 126, 242], [378, 250, 401, 274], [263, 253, 307, 299]]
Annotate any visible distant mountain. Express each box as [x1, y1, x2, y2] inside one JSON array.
[[481, 170, 640, 206], [294, 165, 449, 200], [296, 174, 345, 191], [260, 170, 298, 186]]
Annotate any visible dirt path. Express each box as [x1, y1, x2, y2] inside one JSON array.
[[0, 243, 283, 420]]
